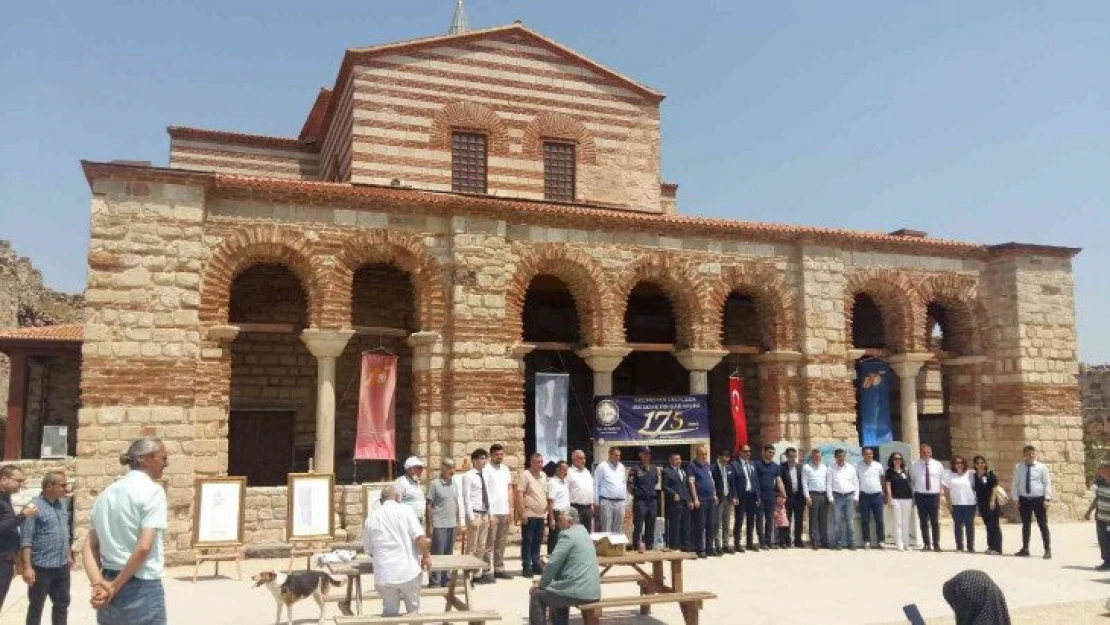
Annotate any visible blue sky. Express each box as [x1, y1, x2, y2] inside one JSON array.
[[1, 1, 1106, 361]]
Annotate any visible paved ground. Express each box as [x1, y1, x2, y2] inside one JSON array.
[[2, 521, 1109, 624]]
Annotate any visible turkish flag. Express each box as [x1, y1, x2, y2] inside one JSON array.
[[729, 375, 748, 452]]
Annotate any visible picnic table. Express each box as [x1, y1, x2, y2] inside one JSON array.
[[589, 550, 715, 624], [327, 554, 486, 617]]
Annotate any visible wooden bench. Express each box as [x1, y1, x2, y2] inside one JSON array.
[[599, 574, 647, 584], [334, 610, 501, 625], [579, 591, 716, 625]]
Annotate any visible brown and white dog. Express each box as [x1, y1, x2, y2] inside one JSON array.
[[252, 570, 343, 624]]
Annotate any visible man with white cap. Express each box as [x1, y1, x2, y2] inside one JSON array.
[[395, 456, 427, 524]]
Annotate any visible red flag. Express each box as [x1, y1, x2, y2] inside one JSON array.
[[356, 353, 397, 460], [729, 375, 748, 452]]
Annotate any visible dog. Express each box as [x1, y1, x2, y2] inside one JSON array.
[[252, 570, 343, 625]]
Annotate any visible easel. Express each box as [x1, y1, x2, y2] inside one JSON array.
[[287, 459, 335, 571], [191, 474, 246, 582], [193, 546, 244, 582]]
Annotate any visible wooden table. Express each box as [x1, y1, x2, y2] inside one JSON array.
[[596, 550, 696, 615], [328, 554, 486, 616]]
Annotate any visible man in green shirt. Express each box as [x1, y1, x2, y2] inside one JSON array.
[[528, 507, 600, 625]]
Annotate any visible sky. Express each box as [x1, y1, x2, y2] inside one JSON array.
[[0, 1, 1107, 361]]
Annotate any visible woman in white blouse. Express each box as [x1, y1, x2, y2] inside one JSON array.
[[943, 456, 978, 552]]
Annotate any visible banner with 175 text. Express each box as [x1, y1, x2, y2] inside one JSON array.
[[592, 395, 710, 445]]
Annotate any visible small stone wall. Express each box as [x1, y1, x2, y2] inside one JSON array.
[[242, 483, 380, 548]]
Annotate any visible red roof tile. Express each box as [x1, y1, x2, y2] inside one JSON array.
[[0, 324, 83, 342]]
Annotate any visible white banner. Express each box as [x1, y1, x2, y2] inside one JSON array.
[[535, 372, 570, 463]]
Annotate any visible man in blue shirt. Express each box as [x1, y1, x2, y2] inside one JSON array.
[[754, 445, 785, 550], [685, 446, 717, 558], [21, 470, 72, 625]]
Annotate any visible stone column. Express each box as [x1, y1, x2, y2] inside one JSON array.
[[408, 331, 442, 465], [888, 353, 933, 459], [754, 350, 803, 445], [576, 346, 631, 397], [300, 329, 355, 475], [675, 349, 727, 394]]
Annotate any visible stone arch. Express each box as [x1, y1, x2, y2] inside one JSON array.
[[915, 274, 981, 357], [843, 269, 918, 353], [326, 230, 447, 331], [428, 101, 510, 156], [506, 244, 606, 346], [199, 225, 324, 328], [609, 254, 706, 348], [521, 112, 598, 164], [707, 263, 797, 351]]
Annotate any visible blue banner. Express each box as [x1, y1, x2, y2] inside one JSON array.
[[592, 395, 710, 445], [858, 359, 894, 447]]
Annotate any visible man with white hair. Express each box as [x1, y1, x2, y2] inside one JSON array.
[[363, 485, 432, 616], [395, 456, 427, 524], [528, 506, 600, 625]]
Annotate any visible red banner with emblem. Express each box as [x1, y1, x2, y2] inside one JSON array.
[[356, 353, 396, 460], [729, 375, 748, 452]]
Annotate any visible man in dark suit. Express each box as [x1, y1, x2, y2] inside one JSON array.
[[730, 445, 760, 552], [661, 453, 692, 551], [780, 447, 806, 548], [711, 450, 735, 554]]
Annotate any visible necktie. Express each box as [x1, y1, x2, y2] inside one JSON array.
[[478, 472, 490, 510], [679, 469, 685, 482], [925, 462, 931, 491], [721, 464, 729, 496], [1025, 463, 1033, 495], [746, 463, 753, 491]]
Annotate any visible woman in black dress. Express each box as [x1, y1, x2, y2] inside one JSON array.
[[884, 452, 914, 551], [973, 455, 1003, 554]]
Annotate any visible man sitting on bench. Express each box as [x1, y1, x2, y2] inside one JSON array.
[[529, 507, 600, 625]]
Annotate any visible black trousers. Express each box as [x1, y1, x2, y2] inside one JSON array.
[[632, 499, 657, 550], [1098, 520, 1110, 565], [1019, 496, 1051, 551], [27, 566, 70, 625], [759, 493, 776, 546], [914, 493, 941, 548], [0, 554, 14, 611], [785, 495, 806, 545], [664, 499, 690, 550], [977, 501, 1003, 553], [571, 504, 593, 534], [734, 496, 759, 547], [691, 499, 717, 554]]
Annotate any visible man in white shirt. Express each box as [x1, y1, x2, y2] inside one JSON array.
[[547, 461, 571, 553], [461, 448, 494, 584], [566, 450, 595, 532], [484, 443, 514, 580], [802, 448, 830, 550], [362, 485, 431, 616], [594, 448, 628, 535], [1012, 444, 1053, 559], [828, 449, 859, 550], [911, 443, 945, 552], [395, 456, 427, 524], [856, 447, 886, 549]]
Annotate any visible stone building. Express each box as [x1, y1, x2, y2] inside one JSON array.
[[58, 21, 1084, 560], [0, 241, 84, 459]]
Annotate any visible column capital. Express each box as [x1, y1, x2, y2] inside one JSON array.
[[888, 352, 933, 377], [576, 346, 631, 373], [675, 348, 728, 372], [406, 331, 440, 350], [753, 350, 803, 364], [206, 324, 240, 343], [846, 348, 867, 362], [509, 343, 536, 361], [300, 328, 355, 359]]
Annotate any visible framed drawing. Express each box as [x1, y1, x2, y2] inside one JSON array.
[[192, 477, 246, 547], [287, 473, 335, 540], [362, 482, 388, 520]]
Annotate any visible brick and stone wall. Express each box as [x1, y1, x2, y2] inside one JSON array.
[[1082, 365, 1110, 446]]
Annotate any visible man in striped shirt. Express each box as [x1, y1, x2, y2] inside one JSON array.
[[1085, 460, 1110, 571]]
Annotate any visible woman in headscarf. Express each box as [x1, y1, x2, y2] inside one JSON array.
[[942, 569, 1011, 625]]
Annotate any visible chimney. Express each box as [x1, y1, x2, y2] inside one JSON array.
[[888, 228, 927, 238]]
